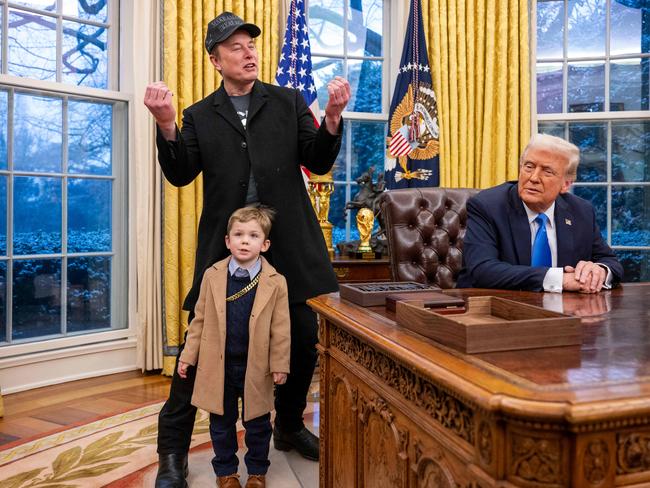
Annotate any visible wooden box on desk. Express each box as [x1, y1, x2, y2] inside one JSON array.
[[396, 295, 581, 353]]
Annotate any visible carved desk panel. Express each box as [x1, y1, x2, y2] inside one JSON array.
[[310, 284, 650, 487]]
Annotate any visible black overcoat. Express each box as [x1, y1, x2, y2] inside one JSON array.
[[156, 80, 341, 309]]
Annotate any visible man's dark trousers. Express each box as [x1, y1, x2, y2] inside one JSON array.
[[157, 303, 318, 453]]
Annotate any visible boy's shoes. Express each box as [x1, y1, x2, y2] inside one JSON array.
[[245, 475, 266, 488], [217, 474, 241, 488], [272, 426, 319, 461], [155, 453, 188, 488]]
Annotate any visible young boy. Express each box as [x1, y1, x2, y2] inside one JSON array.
[[177, 206, 290, 488]]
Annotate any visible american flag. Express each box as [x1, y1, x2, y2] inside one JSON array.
[[276, 0, 320, 126]]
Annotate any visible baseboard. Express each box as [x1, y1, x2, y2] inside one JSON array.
[[0, 340, 138, 394]]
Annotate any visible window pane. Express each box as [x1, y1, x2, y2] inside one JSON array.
[[567, 0, 606, 58], [538, 121, 565, 138], [572, 185, 607, 239], [612, 186, 650, 246], [616, 250, 650, 282], [348, 59, 382, 113], [610, 59, 650, 112], [0, 177, 6, 255], [13, 258, 61, 341], [567, 62, 605, 112], [67, 256, 111, 333], [13, 1, 56, 12], [68, 178, 111, 252], [331, 183, 347, 246], [14, 176, 62, 254], [348, 0, 382, 57], [611, 0, 648, 56], [8, 9, 57, 82], [62, 21, 108, 88], [332, 123, 348, 182], [68, 100, 112, 175], [0, 90, 7, 170], [351, 121, 386, 180], [536, 62, 563, 114], [13, 93, 63, 172], [0, 8, 3, 79], [569, 121, 606, 182], [309, 0, 344, 55], [537, 0, 564, 59], [0, 262, 5, 343], [313, 56, 344, 110], [62, 0, 109, 23], [612, 120, 650, 182]]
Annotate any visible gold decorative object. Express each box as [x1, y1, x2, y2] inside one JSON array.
[[356, 207, 374, 256], [308, 170, 335, 258]]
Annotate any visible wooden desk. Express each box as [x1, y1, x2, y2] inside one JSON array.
[[331, 257, 391, 283], [310, 284, 650, 487]]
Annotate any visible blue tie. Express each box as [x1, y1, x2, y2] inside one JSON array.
[[531, 213, 552, 267]]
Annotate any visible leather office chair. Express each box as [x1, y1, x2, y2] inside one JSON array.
[[380, 187, 479, 288]]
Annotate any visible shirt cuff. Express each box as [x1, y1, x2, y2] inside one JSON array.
[[543, 267, 564, 293], [598, 264, 613, 289]]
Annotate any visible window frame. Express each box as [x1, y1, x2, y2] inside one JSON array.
[[532, 0, 650, 262], [308, 0, 396, 243], [0, 0, 131, 358]]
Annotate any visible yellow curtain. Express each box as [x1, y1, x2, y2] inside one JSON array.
[[161, 0, 279, 375], [423, 0, 531, 188]]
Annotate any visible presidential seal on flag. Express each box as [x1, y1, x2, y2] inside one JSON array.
[[387, 82, 440, 182]]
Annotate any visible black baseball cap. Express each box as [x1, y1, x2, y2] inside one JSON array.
[[205, 12, 261, 54]]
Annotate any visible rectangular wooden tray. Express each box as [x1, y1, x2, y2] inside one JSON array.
[[339, 281, 440, 307], [395, 296, 581, 353], [385, 291, 466, 313]]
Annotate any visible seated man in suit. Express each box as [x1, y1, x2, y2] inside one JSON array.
[[457, 134, 623, 293]]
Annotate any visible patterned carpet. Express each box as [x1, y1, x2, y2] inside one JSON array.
[[0, 401, 317, 487]]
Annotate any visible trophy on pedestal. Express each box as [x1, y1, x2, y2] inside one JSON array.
[[355, 207, 376, 259], [308, 170, 335, 259]]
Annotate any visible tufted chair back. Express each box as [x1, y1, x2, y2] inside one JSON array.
[[380, 187, 479, 288]]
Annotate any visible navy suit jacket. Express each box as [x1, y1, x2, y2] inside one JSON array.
[[456, 182, 623, 291]]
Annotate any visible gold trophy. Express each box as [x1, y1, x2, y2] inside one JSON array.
[[308, 171, 335, 259], [356, 207, 375, 259]]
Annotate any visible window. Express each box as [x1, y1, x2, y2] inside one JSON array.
[[308, 0, 389, 247], [0, 0, 127, 348], [535, 0, 650, 281]]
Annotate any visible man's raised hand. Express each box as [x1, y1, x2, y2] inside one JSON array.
[[144, 81, 177, 140], [323, 76, 351, 135]]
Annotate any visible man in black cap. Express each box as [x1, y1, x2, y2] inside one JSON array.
[[145, 11, 350, 488]]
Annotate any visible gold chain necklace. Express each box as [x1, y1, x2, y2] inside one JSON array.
[[226, 272, 261, 302]]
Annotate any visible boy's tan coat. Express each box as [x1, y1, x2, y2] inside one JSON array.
[[179, 256, 291, 421]]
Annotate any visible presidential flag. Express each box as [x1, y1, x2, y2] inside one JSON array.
[[276, 0, 320, 124], [385, 0, 440, 189]]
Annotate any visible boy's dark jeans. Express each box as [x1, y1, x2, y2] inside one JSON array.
[[157, 303, 318, 454], [210, 382, 272, 476]]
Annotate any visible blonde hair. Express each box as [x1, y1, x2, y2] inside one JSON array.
[[520, 133, 580, 179], [227, 206, 275, 238]]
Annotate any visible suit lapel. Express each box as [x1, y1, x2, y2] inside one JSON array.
[[555, 196, 575, 268], [247, 81, 268, 127], [507, 185, 532, 265], [249, 257, 275, 335], [212, 84, 246, 137]]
